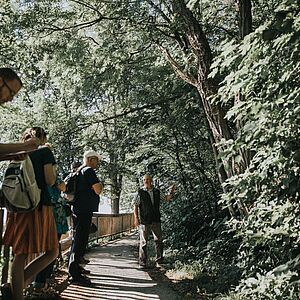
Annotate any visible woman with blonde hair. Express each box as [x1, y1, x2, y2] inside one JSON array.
[[2, 127, 59, 300]]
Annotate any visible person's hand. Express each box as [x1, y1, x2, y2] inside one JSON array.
[[24, 137, 40, 150], [166, 184, 176, 201], [57, 182, 66, 192], [13, 153, 28, 161]]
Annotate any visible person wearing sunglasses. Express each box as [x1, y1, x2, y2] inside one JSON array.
[[0, 68, 39, 158], [0, 68, 22, 104]]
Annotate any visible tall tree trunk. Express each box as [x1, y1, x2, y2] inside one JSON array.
[[158, 0, 253, 217], [239, 0, 253, 38], [109, 151, 122, 214], [171, 1, 235, 179]]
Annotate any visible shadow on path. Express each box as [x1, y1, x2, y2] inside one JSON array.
[[60, 233, 183, 300]]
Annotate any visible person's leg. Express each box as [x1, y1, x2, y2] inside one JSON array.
[[68, 214, 81, 279], [34, 261, 54, 288], [139, 224, 150, 266], [151, 222, 163, 262], [34, 233, 61, 289], [11, 253, 27, 300], [75, 214, 93, 258], [23, 248, 59, 287], [68, 213, 91, 279]]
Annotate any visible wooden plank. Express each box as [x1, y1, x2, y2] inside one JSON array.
[[0, 212, 135, 284]]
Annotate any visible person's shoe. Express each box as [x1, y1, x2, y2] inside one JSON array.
[[1, 283, 13, 300], [138, 261, 147, 269], [79, 257, 90, 265], [156, 259, 168, 269], [79, 265, 91, 275], [156, 262, 164, 269], [70, 275, 92, 287]]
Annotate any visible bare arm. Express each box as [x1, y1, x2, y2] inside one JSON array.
[[57, 182, 66, 192], [92, 182, 103, 195], [44, 163, 56, 186], [0, 138, 39, 155]]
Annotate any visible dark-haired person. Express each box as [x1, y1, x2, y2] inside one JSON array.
[[0, 68, 39, 158], [32, 143, 68, 296], [133, 175, 176, 268], [2, 127, 59, 300], [0, 67, 22, 104]]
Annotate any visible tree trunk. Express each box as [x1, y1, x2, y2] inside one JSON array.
[[110, 173, 122, 214], [239, 0, 252, 39], [161, 0, 254, 217]]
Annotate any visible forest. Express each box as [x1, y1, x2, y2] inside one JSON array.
[[0, 0, 299, 299]]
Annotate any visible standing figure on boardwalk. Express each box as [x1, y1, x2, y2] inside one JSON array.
[[68, 150, 103, 286], [2, 127, 59, 300], [32, 144, 68, 296], [0, 68, 39, 157], [133, 175, 176, 268]]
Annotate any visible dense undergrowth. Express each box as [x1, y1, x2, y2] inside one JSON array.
[[163, 1, 300, 299]]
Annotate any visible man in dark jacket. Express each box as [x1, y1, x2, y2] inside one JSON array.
[[133, 175, 175, 268], [68, 150, 103, 286]]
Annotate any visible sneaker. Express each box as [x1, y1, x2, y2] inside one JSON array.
[[139, 261, 147, 269], [156, 258, 164, 263], [70, 275, 92, 287], [1, 283, 13, 300], [156, 260, 168, 269]]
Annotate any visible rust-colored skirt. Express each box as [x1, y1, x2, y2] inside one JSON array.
[[3, 205, 59, 255]]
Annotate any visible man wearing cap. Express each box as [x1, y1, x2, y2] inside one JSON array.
[[0, 68, 39, 157], [68, 150, 103, 286]]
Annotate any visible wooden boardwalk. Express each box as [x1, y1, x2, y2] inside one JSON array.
[[60, 233, 182, 300]]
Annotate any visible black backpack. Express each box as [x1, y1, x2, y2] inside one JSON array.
[[63, 167, 83, 202]]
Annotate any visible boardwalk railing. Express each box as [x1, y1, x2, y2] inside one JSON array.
[[0, 208, 135, 284], [60, 212, 135, 250]]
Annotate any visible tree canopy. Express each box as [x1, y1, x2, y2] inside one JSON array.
[[1, 0, 299, 298]]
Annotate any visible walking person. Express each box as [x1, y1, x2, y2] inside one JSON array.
[[68, 150, 103, 286], [2, 127, 59, 300], [133, 175, 176, 268]]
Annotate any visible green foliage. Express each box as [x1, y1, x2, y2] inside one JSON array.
[[0, 0, 220, 219], [218, 259, 300, 299], [210, 0, 300, 298], [2, 0, 299, 298]]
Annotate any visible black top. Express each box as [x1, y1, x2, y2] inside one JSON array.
[[138, 188, 161, 224], [73, 166, 100, 214], [29, 147, 56, 206]]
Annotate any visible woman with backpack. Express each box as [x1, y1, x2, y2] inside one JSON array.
[[32, 143, 69, 297], [2, 127, 59, 300]]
